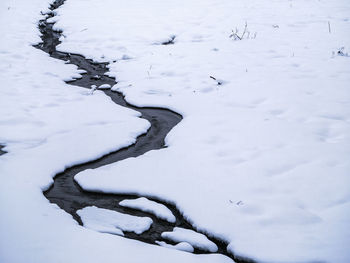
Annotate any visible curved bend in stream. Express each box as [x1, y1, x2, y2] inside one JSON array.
[[35, 1, 254, 262]]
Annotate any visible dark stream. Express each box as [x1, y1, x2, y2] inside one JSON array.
[[34, 1, 255, 262]]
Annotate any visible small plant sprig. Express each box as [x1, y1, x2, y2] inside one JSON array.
[[229, 22, 257, 41], [162, 35, 176, 45], [333, 47, 349, 57], [210, 75, 222, 85]]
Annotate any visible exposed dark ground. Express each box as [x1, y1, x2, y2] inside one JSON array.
[[0, 145, 6, 156], [34, 1, 255, 262]]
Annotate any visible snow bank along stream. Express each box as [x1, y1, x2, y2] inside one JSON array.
[[35, 0, 251, 262]]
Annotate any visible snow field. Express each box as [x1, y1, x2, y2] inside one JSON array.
[[1, 0, 350, 262], [0, 0, 233, 262], [119, 197, 176, 223], [57, 0, 350, 262]]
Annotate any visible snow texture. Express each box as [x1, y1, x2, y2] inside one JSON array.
[[0, 1, 233, 263], [77, 206, 153, 235], [155, 241, 194, 253], [119, 197, 176, 223], [62, 0, 350, 262], [161, 227, 218, 253], [98, 84, 111, 90], [1, 0, 350, 262]]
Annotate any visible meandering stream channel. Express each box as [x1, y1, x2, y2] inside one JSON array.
[[35, 1, 254, 262]]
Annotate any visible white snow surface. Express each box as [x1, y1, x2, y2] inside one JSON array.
[[98, 84, 112, 90], [54, 0, 350, 262], [161, 227, 218, 253], [0, 1, 232, 263], [1, 0, 350, 262], [77, 206, 153, 235], [119, 197, 176, 223], [155, 241, 194, 253]]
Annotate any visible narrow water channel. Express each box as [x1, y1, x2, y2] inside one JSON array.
[[35, 1, 254, 262]]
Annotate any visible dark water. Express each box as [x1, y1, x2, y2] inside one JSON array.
[[34, 1, 255, 262]]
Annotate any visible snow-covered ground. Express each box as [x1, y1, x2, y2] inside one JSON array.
[[0, 1, 230, 263], [1, 0, 350, 262]]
